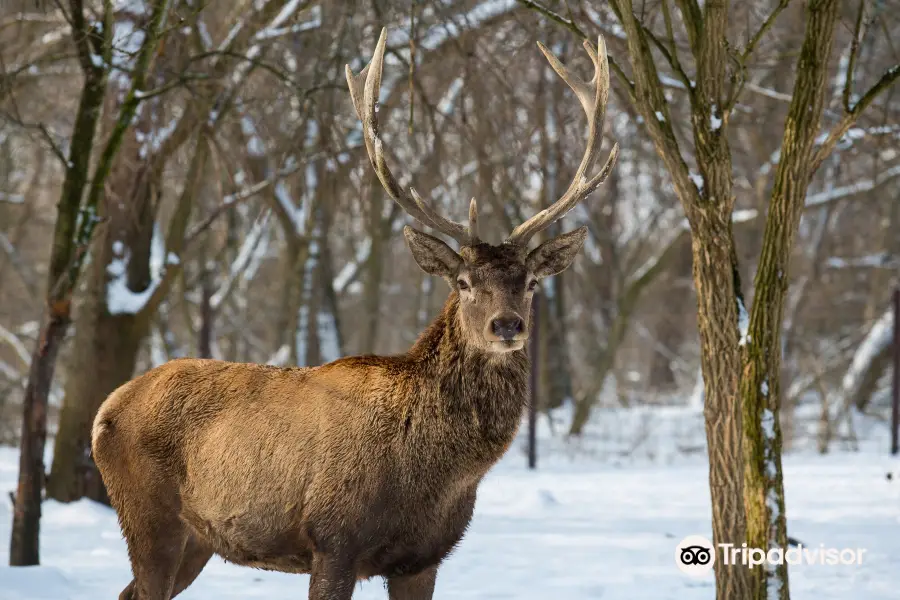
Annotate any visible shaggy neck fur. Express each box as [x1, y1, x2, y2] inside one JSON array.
[[403, 292, 529, 452]]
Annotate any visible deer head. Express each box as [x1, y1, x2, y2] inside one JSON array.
[[346, 29, 619, 354]]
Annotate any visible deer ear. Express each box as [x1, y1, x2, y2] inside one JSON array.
[[525, 226, 587, 278], [403, 226, 463, 279]]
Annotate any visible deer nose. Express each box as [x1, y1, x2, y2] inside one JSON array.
[[491, 315, 524, 341]]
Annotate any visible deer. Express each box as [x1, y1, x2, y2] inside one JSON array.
[[91, 28, 618, 600]]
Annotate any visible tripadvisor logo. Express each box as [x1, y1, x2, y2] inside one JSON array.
[[676, 535, 867, 577], [675, 535, 716, 577]]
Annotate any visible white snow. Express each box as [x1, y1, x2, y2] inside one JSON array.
[[746, 83, 793, 102], [386, 0, 518, 52], [106, 227, 167, 315], [317, 310, 341, 363], [240, 116, 265, 157], [842, 308, 894, 398], [265, 344, 291, 366], [710, 105, 722, 131], [438, 78, 464, 115], [274, 181, 306, 236], [106, 258, 159, 315], [333, 238, 372, 292], [210, 212, 271, 310], [138, 118, 179, 159], [738, 298, 751, 346], [0, 192, 25, 204], [805, 164, 900, 208], [2, 426, 900, 599], [659, 75, 689, 90], [269, 0, 301, 29], [218, 22, 244, 53], [655, 111, 666, 122], [826, 254, 891, 269], [255, 5, 321, 40], [689, 172, 704, 193]]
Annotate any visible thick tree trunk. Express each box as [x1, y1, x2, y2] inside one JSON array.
[[690, 211, 748, 597], [741, 2, 839, 598], [47, 157, 159, 504]]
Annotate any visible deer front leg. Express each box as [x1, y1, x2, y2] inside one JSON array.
[[387, 566, 437, 600], [308, 553, 356, 600]]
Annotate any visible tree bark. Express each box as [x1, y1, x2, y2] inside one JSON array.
[[360, 172, 388, 355], [610, 0, 753, 595], [741, 2, 839, 597], [9, 310, 68, 565]]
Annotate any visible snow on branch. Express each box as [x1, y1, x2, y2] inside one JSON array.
[[210, 211, 272, 311], [386, 0, 518, 55], [0, 192, 25, 204], [107, 225, 177, 315], [0, 323, 30, 368], [841, 307, 893, 400], [805, 163, 900, 208], [254, 4, 321, 41], [826, 253, 896, 270]]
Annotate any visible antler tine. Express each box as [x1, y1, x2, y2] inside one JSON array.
[[346, 28, 475, 246], [507, 36, 620, 246], [410, 188, 477, 244], [468, 198, 479, 243]]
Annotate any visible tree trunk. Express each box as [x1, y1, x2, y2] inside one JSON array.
[[360, 172, 387, 354], [8, 5, 110, 560], [46, 156, 160, 504], [690, 210, 748, 597], [9, 310, 68, 565], [648, 245, 692, 391], [276, 236, 310, 364], [741, 3, 839, 597]]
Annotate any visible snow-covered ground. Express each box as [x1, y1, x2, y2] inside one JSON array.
[[1, 409, 899, 599]]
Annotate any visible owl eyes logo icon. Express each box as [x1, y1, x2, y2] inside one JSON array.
[[675, 535, 716, 576], [681, 545, 712, 565]]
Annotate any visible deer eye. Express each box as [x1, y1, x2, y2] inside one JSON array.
[[527, 279, 538, 291], [457, 279, 470, 291]]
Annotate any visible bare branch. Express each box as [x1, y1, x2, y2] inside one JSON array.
[[843, 0, 866, 113], [811, 64, 900, 174]]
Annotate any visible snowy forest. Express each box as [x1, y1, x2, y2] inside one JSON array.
[[1, 0, 899, 599]]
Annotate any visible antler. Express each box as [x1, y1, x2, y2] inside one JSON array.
[[506, 36, 620, 246], [346, 28, 479, 246]]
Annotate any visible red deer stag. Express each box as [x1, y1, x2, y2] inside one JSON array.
[[91, 28, 618, 600]]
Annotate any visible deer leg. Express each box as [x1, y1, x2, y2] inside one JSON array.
[[387, 566, 437, 600], [308, 553, 356, 600], [170, 533, 214, 598], [119, 508, 188, 600]]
